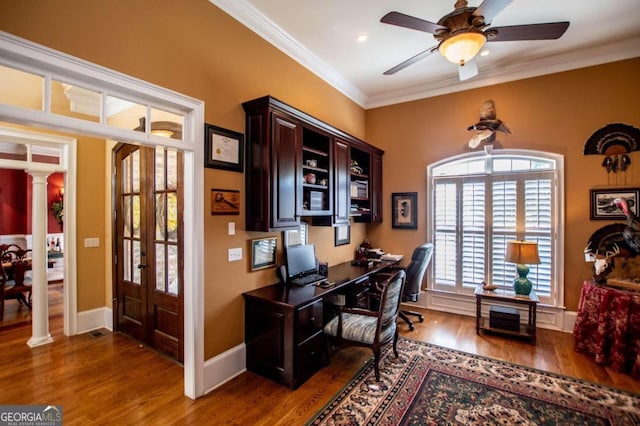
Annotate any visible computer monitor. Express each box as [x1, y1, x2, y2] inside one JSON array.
[[285, 244, 316, 278]]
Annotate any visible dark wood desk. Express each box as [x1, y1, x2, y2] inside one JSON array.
[[243, 259, 399, 388]]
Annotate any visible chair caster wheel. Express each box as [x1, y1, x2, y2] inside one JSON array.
[[418, 316, 424, 322], [408, 324, 414, 331]]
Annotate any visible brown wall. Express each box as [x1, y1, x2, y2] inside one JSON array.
[[365, 59, 640, 311], [2, 1, 639, 361], [0, 0, 366, 358]]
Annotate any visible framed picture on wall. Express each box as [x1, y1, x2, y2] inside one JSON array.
[[211, 189, 240, 215], [283, 222, 308, 247], [590, 188, 640, 220], [204, 123, 244, 172], [392, 192, 417, 229], [251, 237, 277, 271], [335, 224, 350, 246]]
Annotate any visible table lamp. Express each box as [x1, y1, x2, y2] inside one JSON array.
[[505, 240, 540, 296]]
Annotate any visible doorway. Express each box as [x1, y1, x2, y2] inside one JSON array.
[[0, 32, 204, 397], [114, 143, 184, 362]]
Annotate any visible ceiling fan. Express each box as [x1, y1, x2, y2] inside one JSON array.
[[380, 0, 569, 80]]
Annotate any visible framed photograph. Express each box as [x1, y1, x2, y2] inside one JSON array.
[[392, 192, 417, 229], [211, 188, 240, 215], [590, 188, 640, 220], [283, 222, 308, 247], [205, 123, 244, 172], [251, 237, 277, 271], [335, 224, 350, 246]]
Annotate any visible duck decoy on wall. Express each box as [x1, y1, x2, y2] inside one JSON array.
[[584, 123, 640, 185], [467, 100, 511, 150]]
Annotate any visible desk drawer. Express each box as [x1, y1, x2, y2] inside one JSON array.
[[297, 300, 323, 343], [346, 277, 370, 308], [295, 333, 325, 386]]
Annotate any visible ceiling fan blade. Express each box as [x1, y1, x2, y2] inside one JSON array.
[[380, 11, 444, 34], [458, 58, 478, 81], [487, 22, 570, 41], [473, 0, 513, 24], [383, 47, 437, 75]]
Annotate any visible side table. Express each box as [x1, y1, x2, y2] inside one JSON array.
[[475, 286, 539, 344]]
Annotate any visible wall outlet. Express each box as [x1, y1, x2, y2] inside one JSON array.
[[84, 237, 100, 248], [228, 247, 242, 262]]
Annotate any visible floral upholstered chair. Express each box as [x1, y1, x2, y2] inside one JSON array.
[[324, 269, 406, 381]]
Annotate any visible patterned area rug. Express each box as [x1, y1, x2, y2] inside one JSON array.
[[307, 338, 640, 425]]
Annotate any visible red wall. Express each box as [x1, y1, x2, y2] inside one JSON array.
[[0, 169, 28, 234], [0, 170, 64, 234]]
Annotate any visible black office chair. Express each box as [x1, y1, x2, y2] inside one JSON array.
[[398, 243, 434, 331]]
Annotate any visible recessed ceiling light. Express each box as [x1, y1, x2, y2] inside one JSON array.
[[356, 34, 368, 42], [480, 50, 490, 57]]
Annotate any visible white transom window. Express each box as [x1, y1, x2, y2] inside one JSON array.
[[427, 150, 564, 307]]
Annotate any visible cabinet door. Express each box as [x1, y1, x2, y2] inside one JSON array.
[[370, 153, 383, 223], [271, 112, 301, 228], [333, 139, 350, 224]]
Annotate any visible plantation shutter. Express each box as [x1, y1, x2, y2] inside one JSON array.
[[523, 176, 554, 296], [431, 156, 557, 303], [434, 181, 458, 287], [491, 179, 518, 290], [462, 181, 485, 288]]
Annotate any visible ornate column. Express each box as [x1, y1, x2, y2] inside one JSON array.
[[27, 170, 54, 347]]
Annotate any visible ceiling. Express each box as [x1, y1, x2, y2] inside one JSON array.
[[211, 0, 640, 109]]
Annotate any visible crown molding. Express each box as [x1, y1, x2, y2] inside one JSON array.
[[366, 37, 640, 109], [210, 1, 640, 110], [210, 0, 367, 107]]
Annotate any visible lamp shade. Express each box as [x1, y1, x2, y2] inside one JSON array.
[[438, 31, 486, 65], [505, 241, 540, 265], [505, 241, 539, 296]]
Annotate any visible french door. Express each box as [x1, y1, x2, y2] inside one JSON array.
[[114, 144, 184, 362]]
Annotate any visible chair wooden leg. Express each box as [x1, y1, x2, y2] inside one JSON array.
[[373, 351, 380, 381], [392, 332, 399, 358]]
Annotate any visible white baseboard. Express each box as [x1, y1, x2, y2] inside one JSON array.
[[414, 290, 577, 333], [76, 307, 113, 334], [203, 343, 246, 395]]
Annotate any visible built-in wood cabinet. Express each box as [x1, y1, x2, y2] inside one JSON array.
[[349, 144, 383, 224], [333, 138, 350, 225], [243, 95, 384, 231]]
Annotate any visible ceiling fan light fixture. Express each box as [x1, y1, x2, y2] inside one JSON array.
[[438, 31, 486, 65]]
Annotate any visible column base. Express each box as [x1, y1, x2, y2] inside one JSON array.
[[27, 334, 54, 348]]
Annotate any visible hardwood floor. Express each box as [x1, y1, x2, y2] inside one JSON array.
[[0, 282, 64, 329], [0, 306, 638, 425]]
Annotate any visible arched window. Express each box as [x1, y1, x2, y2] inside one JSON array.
[[427, 150, 564, 307]]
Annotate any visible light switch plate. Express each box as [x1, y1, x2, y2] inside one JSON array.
[[228, 247, 242, 262], [228, 222, 236, 236], [84, 237, 100, 248]]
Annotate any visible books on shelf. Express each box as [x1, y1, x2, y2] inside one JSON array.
[[350, 180, 368, 198]]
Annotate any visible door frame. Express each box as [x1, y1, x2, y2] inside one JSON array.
[[0, 126, 76, 335], [0, 32, 205, 399]]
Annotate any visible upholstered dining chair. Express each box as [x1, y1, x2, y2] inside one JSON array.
[[323, 269, 406, 381], [0, 245, 33, 320]]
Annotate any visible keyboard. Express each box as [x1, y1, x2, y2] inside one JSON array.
[[291, 273, 324, 286]]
